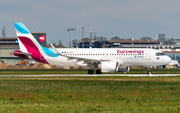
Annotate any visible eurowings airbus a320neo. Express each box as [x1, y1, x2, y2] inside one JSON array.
[[12, 23, 171, 74]]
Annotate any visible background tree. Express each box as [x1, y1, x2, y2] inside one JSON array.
[[110, 36, 121, 41], [140, 37, 153, 41], [49, 40, 65, 48], [81, 37, 90, 42], [94, 36, 108, 41], [56, 40, 64, 47]]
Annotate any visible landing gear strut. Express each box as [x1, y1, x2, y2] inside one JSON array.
[[147, 67, 152, 74]]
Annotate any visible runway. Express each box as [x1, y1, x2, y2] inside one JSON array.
[[0, 74, 180, 77]]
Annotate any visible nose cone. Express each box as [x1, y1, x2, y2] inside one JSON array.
[[165, 56, 172, 65]]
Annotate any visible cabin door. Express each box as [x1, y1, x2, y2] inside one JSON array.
[[145, 50, 151, 60]]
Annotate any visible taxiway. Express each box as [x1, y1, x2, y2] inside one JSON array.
[[0, 74, 180, 77]]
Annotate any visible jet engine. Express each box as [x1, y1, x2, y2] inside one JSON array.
[[99, 61, 130, 73], [99, 61, 118, 72]]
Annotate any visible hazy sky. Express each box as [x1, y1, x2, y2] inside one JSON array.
[[1, 0, 180, 47]]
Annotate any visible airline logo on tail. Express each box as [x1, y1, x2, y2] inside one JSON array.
[[13, 23, 49, 64], [39, 35, 46, 42]]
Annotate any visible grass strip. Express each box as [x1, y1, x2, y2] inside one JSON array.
[[0, 76, 180, 112]]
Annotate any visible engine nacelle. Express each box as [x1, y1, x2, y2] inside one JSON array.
[[99, 61, 130, 73], [76, 61, 88, 67], [100, 61, 118, 72], [117, 66, 130, 73]]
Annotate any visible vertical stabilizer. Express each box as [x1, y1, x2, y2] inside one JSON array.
[[14, 23, 42, 51], [14, 23, 49, 64]]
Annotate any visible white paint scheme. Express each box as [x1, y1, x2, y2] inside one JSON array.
[[14, 23, 172, 74], [48, 48, 171, 66]]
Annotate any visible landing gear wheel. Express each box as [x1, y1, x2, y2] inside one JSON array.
[[88, 70, 94, 74], [96, 70, 102, 74], [147, 71, 151, 74]]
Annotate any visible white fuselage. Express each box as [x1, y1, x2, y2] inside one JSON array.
[[13, 22, 172, 74], [42, 48, 171, 67]]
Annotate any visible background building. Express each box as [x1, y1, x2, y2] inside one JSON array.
[[171, 38, 180, 45], [155, 33, 165, 45], [0, 37, 22, 65], [31, 32, 47, 47], [0, 32, 47, 65]]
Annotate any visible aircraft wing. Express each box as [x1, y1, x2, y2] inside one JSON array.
[[50, 44, 111, 62], [66, 56, 111, 62]]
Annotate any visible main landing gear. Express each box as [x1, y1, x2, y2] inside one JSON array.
[[88, 70, 94, 74], [96, 70, 102, 74], [88, 69, 102, 74]]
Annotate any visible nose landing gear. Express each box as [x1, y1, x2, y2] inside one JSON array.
[[147, 67, 152, 75]]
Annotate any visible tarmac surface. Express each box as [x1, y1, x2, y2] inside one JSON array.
[[0, 74, 180, 77]]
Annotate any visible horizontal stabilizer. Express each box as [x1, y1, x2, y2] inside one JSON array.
[[12, 50, 31, 60], [13, 51, 31, 56]]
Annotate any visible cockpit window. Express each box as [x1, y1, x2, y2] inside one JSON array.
[[156, 52, 165, 56]]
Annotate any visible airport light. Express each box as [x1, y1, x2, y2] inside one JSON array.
[[82, 27, 85, 48], [67, 27, 76, 48]]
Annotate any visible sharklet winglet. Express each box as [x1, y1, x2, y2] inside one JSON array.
[[50, 44, 62, 56]]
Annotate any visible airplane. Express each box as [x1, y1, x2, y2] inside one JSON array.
[[12, 22, 171, 74]]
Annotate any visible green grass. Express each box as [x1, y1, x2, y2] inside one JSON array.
[[0, 68, 179, 75], [0, 69, 89, 75], [0, 76, 180, 112]]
